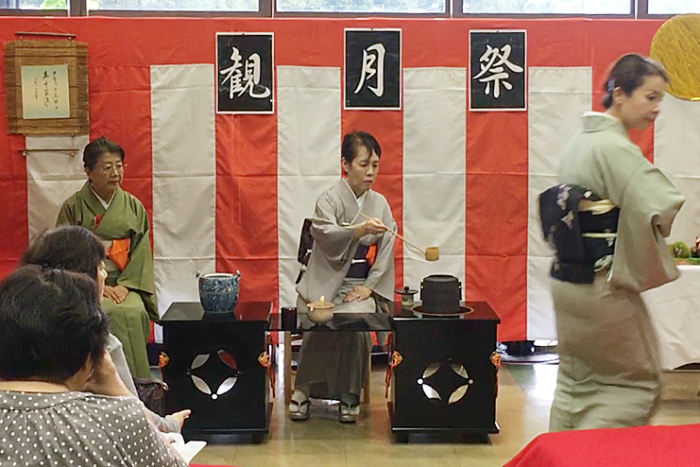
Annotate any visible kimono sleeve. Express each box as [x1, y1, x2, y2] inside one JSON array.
[[56, 199, 77, 226], [589, 140, 648, 206], [606, 154, 685, 292], [117, 197, 158, 320], [363, 202, 397, 299], [309, 190, 356, 264]]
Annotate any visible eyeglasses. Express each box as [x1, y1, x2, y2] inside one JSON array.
[[98, 163, 126, 174]]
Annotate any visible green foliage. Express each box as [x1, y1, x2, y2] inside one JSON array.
[[649, 0, 700, 14], [40, 0, 66, 9], [670, 241, 691, 258], [463, 0, 628, 14], [92, 0, 257, 10], [91, 0, 440, 12], [278, 0, 442, 12], [24, 0, 700, 14], [464, 0, 553, 13]]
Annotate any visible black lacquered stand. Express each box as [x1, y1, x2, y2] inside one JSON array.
[[161, 300, 500, 444], [160, 301, 273, 443], [389, 302, 501, 443]]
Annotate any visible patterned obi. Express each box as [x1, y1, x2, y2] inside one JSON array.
[[539, 184, 620, 284]]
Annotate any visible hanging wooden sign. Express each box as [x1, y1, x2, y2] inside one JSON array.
[[5, 39, 89, 135]]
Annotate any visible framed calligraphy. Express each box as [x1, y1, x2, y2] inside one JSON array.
[[216, 32, 274, 114], [5, 40, 89, 135], [469, 30, 527, 111], [21, 64, 70, 119], [345, 29, 401, 110]]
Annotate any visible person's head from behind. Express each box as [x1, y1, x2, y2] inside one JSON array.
[[21, 225, 108, 299], [83, 136, 126, 199], [341, 131, 382, 197], [0, 266, 109, 389], [603, 54, 669, 131]]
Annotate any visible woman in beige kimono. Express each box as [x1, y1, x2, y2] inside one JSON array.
[[545, 54, 685, 431], [290, 131, 396, 423], [57, 137, 157, 379]]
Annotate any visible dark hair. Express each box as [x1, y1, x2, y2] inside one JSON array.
[[341, 131, 382, 166], [83, 136, 125, 171], [0, 266, 109, 384], [21, 226, 106, 280], [602, 54, 669, 109]]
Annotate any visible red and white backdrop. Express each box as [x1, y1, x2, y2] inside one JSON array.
[[1, 17, 697, 342]]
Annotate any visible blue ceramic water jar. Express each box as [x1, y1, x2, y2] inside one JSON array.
[[198, 271, 241, 314]]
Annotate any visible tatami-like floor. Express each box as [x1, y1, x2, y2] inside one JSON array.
[[191, 359, 700, 467]]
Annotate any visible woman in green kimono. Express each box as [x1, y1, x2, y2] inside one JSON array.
[[290, 132, 396, 423], [57, 137, 157, 379], [545, 54, 685, 431]]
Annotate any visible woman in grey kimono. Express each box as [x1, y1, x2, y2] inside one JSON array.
[[290, 131, 396, 423], [545, 54, 685, 431]]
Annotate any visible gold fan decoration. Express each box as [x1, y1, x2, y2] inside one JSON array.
[[650, 14, 700, 101]]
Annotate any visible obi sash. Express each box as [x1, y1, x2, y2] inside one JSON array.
[[539, 184, 620, 284], [346, 243, 377, 279]]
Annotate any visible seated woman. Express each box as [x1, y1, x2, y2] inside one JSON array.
[[291, 131, 396, 423], [0, 266, 187, 467], [57, 136, 156, 379], [21, 225, 190, 433]]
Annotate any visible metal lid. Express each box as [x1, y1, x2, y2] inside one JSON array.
[[395, 285, 418, 295]]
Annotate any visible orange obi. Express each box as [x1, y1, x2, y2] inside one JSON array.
[[108, 238, 131, 272]]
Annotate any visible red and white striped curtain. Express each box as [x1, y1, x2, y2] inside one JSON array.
[[2, 17, 698, 342]]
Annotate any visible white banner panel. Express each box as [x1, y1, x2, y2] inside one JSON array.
[[151, 64, 216, 318], [277, 66, 341, 307], [527, 67, 592, 340], [403, 68, 467, 295], [26, 135, 90, 240], [654, 94, 700, 246]]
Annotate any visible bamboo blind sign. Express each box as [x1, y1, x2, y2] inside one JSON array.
[[5, 39, 89, 135]]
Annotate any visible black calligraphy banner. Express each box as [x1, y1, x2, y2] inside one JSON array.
[[216, 33, 274, 114], [345, 29, 401, 110], [469, 30, 527, 111]]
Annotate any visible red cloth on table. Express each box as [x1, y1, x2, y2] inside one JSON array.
[[505, 424, 700, 467]]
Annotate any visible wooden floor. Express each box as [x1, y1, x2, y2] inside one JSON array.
[[191, 353, 700, 467]]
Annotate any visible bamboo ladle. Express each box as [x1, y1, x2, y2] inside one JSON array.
[[358, 212, 439, 262]]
